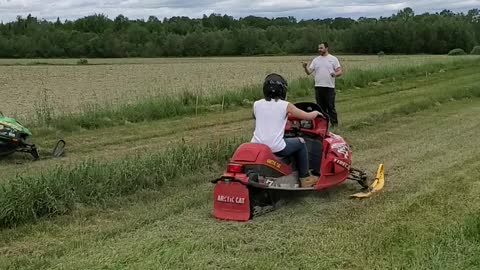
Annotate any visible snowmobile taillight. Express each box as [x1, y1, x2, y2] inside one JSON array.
[[227, 163, 244, 173]]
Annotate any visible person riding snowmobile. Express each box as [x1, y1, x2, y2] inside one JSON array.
[[251, 73, 323, 187]]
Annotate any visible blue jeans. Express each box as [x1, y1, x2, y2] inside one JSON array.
[[275, 138, 309, 178]]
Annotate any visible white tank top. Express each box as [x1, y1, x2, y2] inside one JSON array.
[[251, 99, 289, 153]]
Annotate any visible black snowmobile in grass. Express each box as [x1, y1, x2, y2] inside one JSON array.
[[0, 111, 65, 160]]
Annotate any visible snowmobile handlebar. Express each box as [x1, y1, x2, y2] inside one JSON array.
[[292, 102, 329, 121]]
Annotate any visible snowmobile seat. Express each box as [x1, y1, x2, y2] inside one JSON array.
[[274, 154, 292, 165]]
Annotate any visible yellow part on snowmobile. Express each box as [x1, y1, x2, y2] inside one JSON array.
[[351, 164, 385, 198]]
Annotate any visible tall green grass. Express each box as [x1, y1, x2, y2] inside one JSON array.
[[37, 58, 479, 131], [0, 136, 247, 228]]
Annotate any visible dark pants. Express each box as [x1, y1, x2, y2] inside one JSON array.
[[315, 87, 338, 126], [275, 138, 309, 178]]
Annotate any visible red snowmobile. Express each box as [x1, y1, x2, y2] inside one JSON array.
[[212, 102, 384, 221]]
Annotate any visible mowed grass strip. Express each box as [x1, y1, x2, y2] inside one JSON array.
[[1, 98, 479, 269]]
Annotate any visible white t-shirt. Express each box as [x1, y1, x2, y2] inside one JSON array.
[[309, 54, 341, 88], [251, 99, 288, 153]]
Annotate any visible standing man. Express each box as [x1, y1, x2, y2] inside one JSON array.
[[302, 42, 342, 127]]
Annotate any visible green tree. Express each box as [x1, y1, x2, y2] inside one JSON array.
[[0, 9, 477, 57], [163, 34, 184, 56]]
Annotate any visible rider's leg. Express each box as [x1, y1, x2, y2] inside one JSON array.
[[275, 138, 318, 187], [276, 138, 308, 177]]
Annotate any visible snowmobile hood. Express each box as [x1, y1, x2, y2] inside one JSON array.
[[0, 113, 32, 136]]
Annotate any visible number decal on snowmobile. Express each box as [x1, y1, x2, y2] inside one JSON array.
[[266, 159, 281, 169], [265, 179, 275, 186], [331, 143, 350, 159]]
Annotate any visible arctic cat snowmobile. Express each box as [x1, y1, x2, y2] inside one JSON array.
[[212, 102, 385, 221], [0, 112, 65, 160]]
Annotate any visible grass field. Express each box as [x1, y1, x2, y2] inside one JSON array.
[[0, 56, 479, 269], [1, 55, 472, 120]]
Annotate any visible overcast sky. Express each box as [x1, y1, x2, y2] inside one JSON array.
[[0, 0, 478, 22]]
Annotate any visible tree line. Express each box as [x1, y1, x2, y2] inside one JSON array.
[[0, 7, 479, 58]]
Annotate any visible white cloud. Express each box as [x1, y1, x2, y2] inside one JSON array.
[[0, 0, 478, 22]]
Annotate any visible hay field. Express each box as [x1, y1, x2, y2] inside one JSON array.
[[0, 55, 462, 119]]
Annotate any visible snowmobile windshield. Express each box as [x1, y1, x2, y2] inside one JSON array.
[[294, 102, 323, 113]]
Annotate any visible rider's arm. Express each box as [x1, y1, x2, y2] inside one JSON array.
[[287, 103, 321, 120]]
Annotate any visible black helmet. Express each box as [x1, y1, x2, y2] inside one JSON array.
[[263, 73, 287, 101]]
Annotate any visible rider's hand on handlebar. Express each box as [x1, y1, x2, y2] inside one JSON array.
[[308, 111, 322, 120], [315, 111, 324, 118]]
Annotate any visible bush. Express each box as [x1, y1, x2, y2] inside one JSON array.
[[470, 46, 480, 55], [448, 48, 466, 56], [377, 51, 385, 57], [77, 58, 89, 65]]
